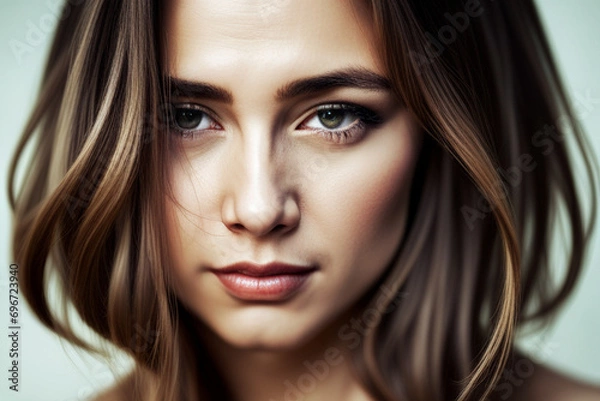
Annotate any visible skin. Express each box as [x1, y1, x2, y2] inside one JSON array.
[[510, 365, 600, 401], [162, 0, 421, 399], [91, 1, 600, 400], [94, 363, 600, 401]]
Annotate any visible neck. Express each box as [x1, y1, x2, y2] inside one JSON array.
[[194, 313, 375, 401]]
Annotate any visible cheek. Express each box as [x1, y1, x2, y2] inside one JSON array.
[[309, 126, 420, 262], [164, 174, 208, 294], [346, 157, 412, 243], [164, 187, 190, 284], [290, 119, 420, 324], [164, 155, 225, 266]]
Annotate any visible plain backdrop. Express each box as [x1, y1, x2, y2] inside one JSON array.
[[1, 1, 599, 400]]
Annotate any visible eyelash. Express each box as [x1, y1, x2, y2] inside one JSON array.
[[166, 104, 222, 138], [298, 103, 383, 144], [166, 102, 383, 144]]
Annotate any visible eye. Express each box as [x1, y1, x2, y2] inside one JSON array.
[[302, 106, 361, 131], [168, 104, 222, 136], [312, 109, 353, 129], [297, 103, 382, 144]]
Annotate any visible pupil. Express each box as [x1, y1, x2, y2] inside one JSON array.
[[175, 108, 203, 129], [318, 110, 344, 129]]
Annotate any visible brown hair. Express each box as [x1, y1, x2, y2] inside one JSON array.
[[8, 0, 597, 400]]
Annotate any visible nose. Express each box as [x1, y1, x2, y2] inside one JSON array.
[[221, 134, 300, 238]]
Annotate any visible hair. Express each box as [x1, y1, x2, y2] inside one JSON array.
[[7, 0, 598, 400]]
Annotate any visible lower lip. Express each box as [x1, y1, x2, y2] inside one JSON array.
[[212, 272, 313, 301]]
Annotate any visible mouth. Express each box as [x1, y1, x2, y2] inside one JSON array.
[[209, 262, 317, 301]]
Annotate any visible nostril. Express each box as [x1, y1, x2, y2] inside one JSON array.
[[231, 223, 245, 231], [272, 224, 287, 233], [221, 193, 301, 237], [229, 222, 290, 235]]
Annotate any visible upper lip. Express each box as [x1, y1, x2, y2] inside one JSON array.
[[210, 262, 316, 277]]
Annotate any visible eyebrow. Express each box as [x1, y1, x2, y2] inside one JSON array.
[[276, 68, 391, 100], [166, 67, 391, 104], [167, 78, 233, 103]]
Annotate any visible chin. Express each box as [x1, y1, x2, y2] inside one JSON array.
[[223, 332, 311, 352], [210, 313, 327, 352]]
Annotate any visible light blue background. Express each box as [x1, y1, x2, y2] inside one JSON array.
[[1, 1, 599, 400]]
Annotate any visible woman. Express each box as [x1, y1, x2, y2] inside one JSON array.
[[8, 0, 600, 400]]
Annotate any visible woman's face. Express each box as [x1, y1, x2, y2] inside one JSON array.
[[164, 0, 422, 350]]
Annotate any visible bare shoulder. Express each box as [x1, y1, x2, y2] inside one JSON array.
[[511, 363, 600, 401], [91, 373, 135, 401]]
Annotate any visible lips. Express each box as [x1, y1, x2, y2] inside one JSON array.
[[209, 262, 316, 301]]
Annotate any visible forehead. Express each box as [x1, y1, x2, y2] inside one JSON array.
[[162, 0, 384, 85]]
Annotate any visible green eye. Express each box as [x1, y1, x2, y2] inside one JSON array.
[[317, 109, 345, 129], [298, 103, 383, 145]]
